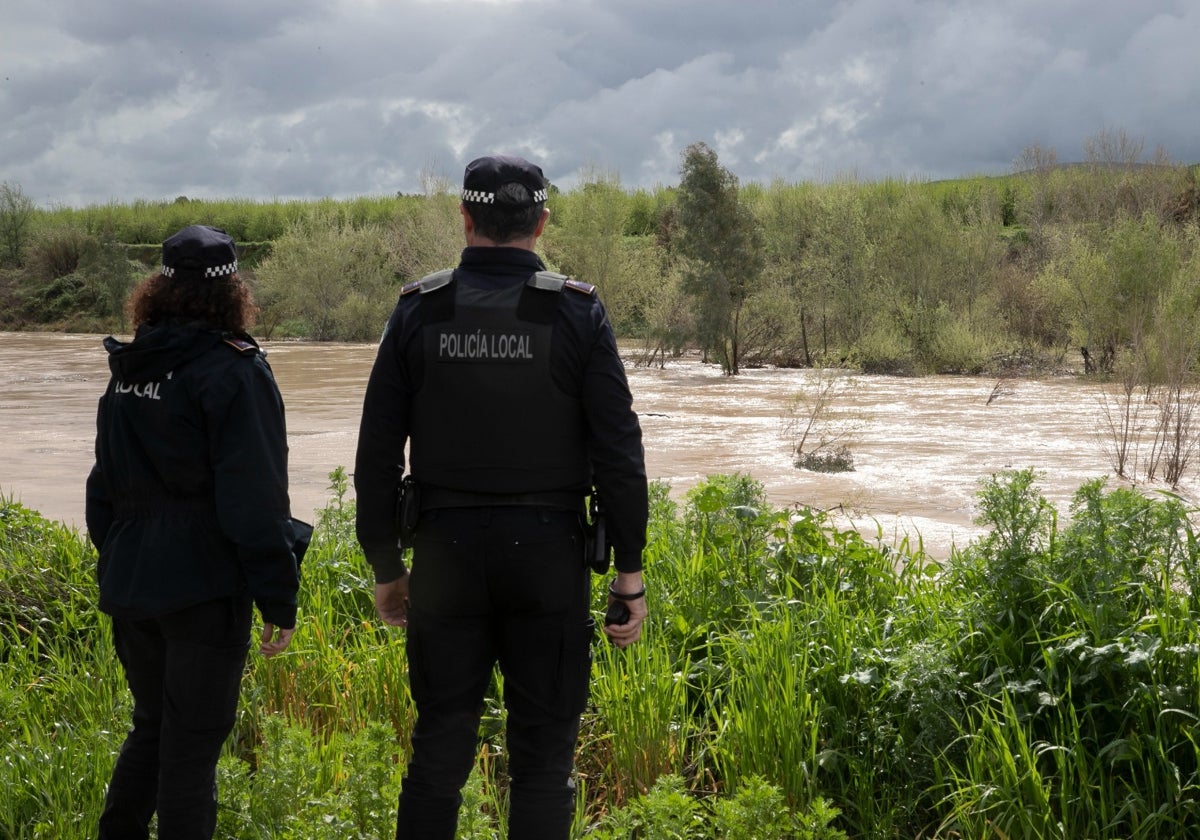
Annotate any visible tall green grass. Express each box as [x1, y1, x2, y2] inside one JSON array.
[[5, 468, 1200, 838]]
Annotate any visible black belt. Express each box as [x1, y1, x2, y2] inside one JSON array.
[[419, 485, 583, 511]]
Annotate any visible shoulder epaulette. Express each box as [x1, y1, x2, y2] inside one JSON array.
[[527, 271, 596, 296], [401, 269, 454, 297], [527, 270, 568, 291], [564, 278, 597, 296], [222, 335, 259, 356]]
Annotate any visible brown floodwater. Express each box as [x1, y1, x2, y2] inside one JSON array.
[[2, 331, 1188, 559]]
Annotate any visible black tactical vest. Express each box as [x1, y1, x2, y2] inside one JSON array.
[[409, 270, 590, 498]]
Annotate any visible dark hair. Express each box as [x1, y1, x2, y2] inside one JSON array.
[[127, 272, 258, 332], [463, 183, 544, 243]]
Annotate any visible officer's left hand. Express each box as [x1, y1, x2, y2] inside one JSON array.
[[260, 624, 295, 657], [375, 573, 411, 627]]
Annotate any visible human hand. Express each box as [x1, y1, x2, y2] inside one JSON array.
[[259, 623, 295, 657], [375, 573, 411, 627], [602, 573, 646, 648]]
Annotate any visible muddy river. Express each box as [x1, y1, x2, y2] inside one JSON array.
[[2, 331, 1186, 559]]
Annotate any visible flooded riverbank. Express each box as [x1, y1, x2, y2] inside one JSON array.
[[2, 331, 1186, 559]]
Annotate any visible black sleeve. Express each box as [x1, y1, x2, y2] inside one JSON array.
[[208, 355, 300, 629], [354, 303, 416, 583], [577, 299, 649, 572], [85, 392, 114, 550]]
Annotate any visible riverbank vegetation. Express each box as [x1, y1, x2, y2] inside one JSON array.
[[3, 130, 1198, 375], [6, 467, 1200, 838]]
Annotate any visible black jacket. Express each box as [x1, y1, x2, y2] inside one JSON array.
[[354, 247, 649, 583], [85, 321, 300, 628]]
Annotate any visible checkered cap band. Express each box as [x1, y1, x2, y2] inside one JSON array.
[[161, 261, 238, 278], [461, 189, 495, 204], [460, 187, 547, 204]]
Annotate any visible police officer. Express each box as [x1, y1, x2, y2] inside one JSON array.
[[354, 154, 649, 839], [86, 225, 303, 840]]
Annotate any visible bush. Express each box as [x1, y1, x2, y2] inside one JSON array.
[[254, 214, 398, 341], [796, 444, 854, 473], [848, 325, 915, 375], [24, 225, 96, 282], [925, 319, 998, 374]]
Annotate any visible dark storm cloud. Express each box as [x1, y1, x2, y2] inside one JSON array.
[[1, 0, 1197, 207]]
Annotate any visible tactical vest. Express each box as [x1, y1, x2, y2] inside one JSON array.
[[408, 270, 591, 500]]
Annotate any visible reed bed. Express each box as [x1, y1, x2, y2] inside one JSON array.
[[4, 466, 1200, 838]]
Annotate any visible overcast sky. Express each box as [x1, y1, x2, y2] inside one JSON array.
[[2, 0, 1197, 208]]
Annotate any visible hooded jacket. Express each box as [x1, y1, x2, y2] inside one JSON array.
[[85, 321, 300, 628]]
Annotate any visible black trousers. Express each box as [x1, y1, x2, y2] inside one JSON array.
[[98, 597, 252, 840], [396, 507, 594, 840]]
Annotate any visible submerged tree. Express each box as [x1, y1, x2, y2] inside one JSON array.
[[674, 143, 763, 375]]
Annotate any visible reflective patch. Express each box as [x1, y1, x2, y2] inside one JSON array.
[[436, 328, 534, 362]]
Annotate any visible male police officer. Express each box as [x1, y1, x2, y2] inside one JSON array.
[[354, 154, 649, 839]]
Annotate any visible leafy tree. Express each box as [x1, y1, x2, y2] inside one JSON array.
[[736, 278, 808, 368], [0, 182, 36, 267], [631, 259, 692, 368], [389, 171, 462, 283], [802, 182, 876, 359], [82, 238, 141, 330], [543, 167, 629, 303], [870, 188, 962, 368], [674, 142, 764, 374], [754, 181, 822, 365], [1069, 214, 1180, 373]]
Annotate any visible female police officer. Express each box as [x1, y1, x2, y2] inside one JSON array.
[[86, 225, 302, 839], [355, 155, 649, 839]]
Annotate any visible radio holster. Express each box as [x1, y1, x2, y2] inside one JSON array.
[[396, 475, 420, 549], [584, 490, 611, 574]]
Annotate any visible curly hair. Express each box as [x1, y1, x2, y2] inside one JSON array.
[[126, 272, 258, 332]]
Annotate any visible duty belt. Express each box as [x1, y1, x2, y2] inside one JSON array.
[[419, 485, 583, 511]]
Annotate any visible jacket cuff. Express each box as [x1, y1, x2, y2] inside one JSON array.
[[612, 549, 643, 574], [258, 600, 297, 631], [371, 555, 409, 585]]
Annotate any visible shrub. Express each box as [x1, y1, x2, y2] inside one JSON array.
[[848, 325, 915, 375], [24, 225, 96, 282], [926, 319, 998, 374], [795, 444, 855, 473]]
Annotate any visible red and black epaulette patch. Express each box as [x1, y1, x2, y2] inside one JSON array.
[[223, 336, 258, 356], [564, 278, 597, 296]]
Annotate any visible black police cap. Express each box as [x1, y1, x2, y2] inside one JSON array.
[[461, 155, 548, 206], [161, 225, 238, 280]]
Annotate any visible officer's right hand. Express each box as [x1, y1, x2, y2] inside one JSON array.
[[603, 572, 647, 648], [375, 573, 411, 627], [604, 594, 647, 648]]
